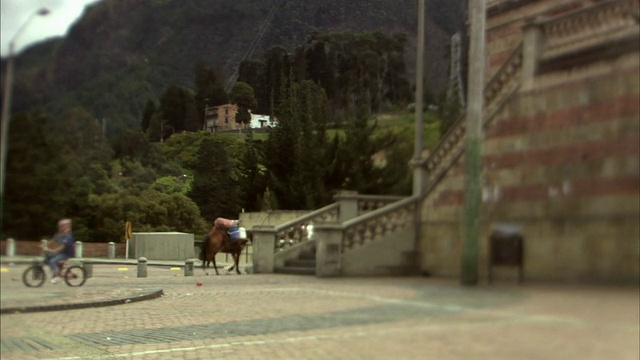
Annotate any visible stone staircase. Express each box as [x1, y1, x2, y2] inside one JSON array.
[[274, 246, 316, 275]]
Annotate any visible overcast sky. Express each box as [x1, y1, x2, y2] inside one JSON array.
[[1, 0, 101, 57]]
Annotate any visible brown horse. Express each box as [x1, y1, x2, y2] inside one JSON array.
[[200, 222, 250, 275]]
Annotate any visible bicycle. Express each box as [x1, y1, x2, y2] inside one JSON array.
[[22, 251, 87, 287]]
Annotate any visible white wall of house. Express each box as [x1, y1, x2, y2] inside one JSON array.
[[249, 111, 275, 128]]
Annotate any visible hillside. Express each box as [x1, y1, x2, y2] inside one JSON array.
[[3, 0, 466, 138]]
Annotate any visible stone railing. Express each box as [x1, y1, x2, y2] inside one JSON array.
[[419, 0, 637, 190], [270, 192, 404, 250], [342, 196, 418, 251], [540, 0, 639, 63], [272, 202, 339, 248], [353, 194, 406, 214], [418, 42, 524, 193], [250, 192, 413, 273]]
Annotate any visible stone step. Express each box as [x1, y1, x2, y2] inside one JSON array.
[[274, 266, 315, 275], [285, 259, 316, 268]]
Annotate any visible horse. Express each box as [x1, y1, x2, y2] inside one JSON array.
[[199, 222, 250, 275]]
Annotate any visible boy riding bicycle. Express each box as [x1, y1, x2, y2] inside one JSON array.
[[43, 218, 75, 283]]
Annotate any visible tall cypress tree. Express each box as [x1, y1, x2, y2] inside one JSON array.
[[190, 137, 241, 220]]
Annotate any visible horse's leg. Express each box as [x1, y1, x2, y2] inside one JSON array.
[[212, 253, 220, 275], [233, 251, 241, 274]]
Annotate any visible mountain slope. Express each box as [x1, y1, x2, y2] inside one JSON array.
[[4, 0, 466, 138]]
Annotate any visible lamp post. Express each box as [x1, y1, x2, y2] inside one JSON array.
[[461, 0, 487, 286], [0, 7, 50, 238]]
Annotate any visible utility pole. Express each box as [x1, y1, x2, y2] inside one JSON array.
[[461, 0, 486, 285], [0, 8, 50, 241], [412, 0, 426, 196]]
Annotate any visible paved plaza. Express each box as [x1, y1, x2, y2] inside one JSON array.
[[0, 258, 638, 360]]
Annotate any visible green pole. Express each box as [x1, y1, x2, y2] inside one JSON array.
[[462, 0, 486, 286]]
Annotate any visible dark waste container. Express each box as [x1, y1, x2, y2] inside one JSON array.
[[488, 224, 523, 283]]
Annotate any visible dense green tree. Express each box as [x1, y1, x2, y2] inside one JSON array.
[[331, 108, 399, 194], [237, 60, 268, 114], [141, 100, 156, 131], [113, 128, 150, 160], [194, 61, 228, 126], [50, 107, 114, 176], [190, 137, 243, 221], [86, 189, 208, 242], [265, 76, 333, 209], [230, 82, 258, 126], [239, 132, 267, 212], [3, 112, 71, 239], [158, 85, 199, 136]]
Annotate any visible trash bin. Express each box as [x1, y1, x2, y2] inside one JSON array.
[[488, 224, 523, 283]]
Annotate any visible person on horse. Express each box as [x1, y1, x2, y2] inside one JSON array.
[[214, 217, 240, 247]]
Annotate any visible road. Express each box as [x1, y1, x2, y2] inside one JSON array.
[[1, 261, 638, 359]]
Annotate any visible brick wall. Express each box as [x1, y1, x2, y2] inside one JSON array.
[[1, 240, 127, 258], [419, 0, 639, 283]]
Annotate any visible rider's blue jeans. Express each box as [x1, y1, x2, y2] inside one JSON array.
[[45, 252, 69, 276]]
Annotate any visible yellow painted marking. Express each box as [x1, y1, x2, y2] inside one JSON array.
[[170, 267, 181, 271], [1, 267, 9, 273], [117, 268, 129, 271]]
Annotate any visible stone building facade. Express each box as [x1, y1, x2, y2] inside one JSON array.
[[203, 103, 239, 132], [419, 0, 639, 282]]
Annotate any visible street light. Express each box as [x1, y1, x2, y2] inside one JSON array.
[[0, 7, 50, 238]]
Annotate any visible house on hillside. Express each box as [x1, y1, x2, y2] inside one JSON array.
[[203, 104, 239, 132], [248, 110, 276, 129]]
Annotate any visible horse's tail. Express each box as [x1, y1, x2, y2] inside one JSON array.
[[199, 235, 210, 261]]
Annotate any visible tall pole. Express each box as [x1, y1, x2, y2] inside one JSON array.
[[0, 42, 16, 197], [412, 0, 426, 196], [461, 0, 487, 285], [0, 8, 50, 240]]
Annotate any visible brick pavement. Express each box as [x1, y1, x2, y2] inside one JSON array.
[[0, 261, 638, 360]]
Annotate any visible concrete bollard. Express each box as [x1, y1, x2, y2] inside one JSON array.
[[83, 260, 93, 278], [6, 238, 15, 256], [137, 257, 147, 278], [108, 242, 115, 259], [75, 241, 83, 258], [184, 259, 194, 276]]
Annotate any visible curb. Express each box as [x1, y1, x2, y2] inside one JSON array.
[[0, 288, 164, 315]]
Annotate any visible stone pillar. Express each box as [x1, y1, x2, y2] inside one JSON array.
[[333, 190, 359, 222], [251, 225, 276, 273], [522, 17, 545, 87], [6, 238, 15, 256], [314, 223, 343, 277], [83, 260, 93, 278], [41, 239, 48, 257], [75, 241, 83, 258], [137, 257, 147, 278], [108, 242, 115, 259], [184, 259, 194, 276]]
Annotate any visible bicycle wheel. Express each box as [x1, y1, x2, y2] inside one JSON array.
[[22, 265, 46, 287], [64, 265, 87, 287]]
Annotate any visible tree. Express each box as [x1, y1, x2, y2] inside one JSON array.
[[190, 137, 243, 221], [141, 100, 156, 131], [237, 132, 267, 211], [230, 82, 258, 126], [158, 85, 199, 135], [238, 60, 268, 114], [3, 112, 71, 239], [264, 76, 333, 209], [194, 61, 228, 126]]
